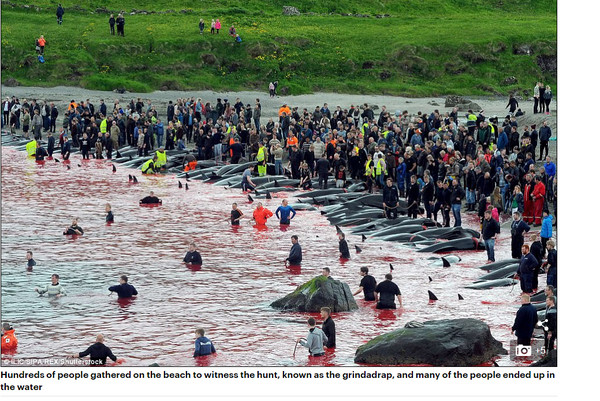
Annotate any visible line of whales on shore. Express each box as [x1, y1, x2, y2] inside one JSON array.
[[5, 132, 534, 295]]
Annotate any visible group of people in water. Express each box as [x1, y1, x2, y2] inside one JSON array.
[[2, 89, 557, 362]]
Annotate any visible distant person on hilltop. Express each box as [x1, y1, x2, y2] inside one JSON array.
[[56, 4, 64, 25], [210, 19, 216, 34], [109, 14, 115, 35], [215, 19, 221, 33], [229, 25, 236, 37], [199, 18, 205, 34], [116, 13, 125, 37]]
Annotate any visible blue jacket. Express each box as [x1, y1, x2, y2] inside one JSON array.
[[155, 122, 164, 136], [194, 336, 216, 357], [544, 162, 556, 178], [497, 131, 508, 150], [512, 303, 538, 339], [540, 215, 553, 238]]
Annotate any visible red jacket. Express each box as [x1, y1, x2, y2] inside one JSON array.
[[532, 182, 546, 199], [253, 207, 273, 225], [1, 329, 18, 352], [523, 182, 533, 202]]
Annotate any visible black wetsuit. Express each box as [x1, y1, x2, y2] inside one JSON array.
[[183, 250, 203, 265], [339, 239, 350, 258], [231, 209, 242, 225], [359, 274, 377, 301], [140, 196, 161, 204], [27, 259, 36, 268], [106, 211, 114, 223], [375, 280, 401, 309], [78, 342, 117, 365], [64, 225, 84, 235], [321, 316, 336, 348], [108, 283, 138, 298]]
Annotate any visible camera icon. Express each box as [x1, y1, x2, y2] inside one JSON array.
[[515, 345, 532, 356]]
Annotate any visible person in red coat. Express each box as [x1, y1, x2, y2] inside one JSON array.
[[531, 176, 546, 226], [522, 174, 535, 224], [1, 323, 18, 353]]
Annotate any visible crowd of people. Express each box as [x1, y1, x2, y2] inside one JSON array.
[[1, 88, 557, 362]]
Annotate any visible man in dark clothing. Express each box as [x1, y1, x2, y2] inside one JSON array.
[[338, 233, 350, 259], [517, 244, 538, 294], [529, 234, 544, 291], [183, 243, 203, 265], [538, 121, 552, 161], [139, 191, 162, 204], [108, 275, 138, 298], [406, 174, 420, 219], [71, 334, 117, 365], [421, 174, 435, 219], [382, 177, 399, 219], [286, 235, 302, 265], [63, 218, 83, 235], [35, 141, 48, 161], [230, 138, 244, 164], [316, 154, 330, 189], [543, 295, 557, 352], [375, 273, 402, 309], [481, 210, 500, 262], [510, 212, 530, 259], [450, 179, 465, 226], [353, 267, 377, 301], [320, 307, 336, 348], [511, 294, 538, 346], [56, 4, 64, 25]]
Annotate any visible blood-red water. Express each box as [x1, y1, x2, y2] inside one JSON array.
[[1, 146, 539, 366]]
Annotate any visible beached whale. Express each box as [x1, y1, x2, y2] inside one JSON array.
[[464, 278, 519, 289], [416, 237, 484, 253]]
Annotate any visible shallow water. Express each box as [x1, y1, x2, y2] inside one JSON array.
[[1, 146, 541, 367]]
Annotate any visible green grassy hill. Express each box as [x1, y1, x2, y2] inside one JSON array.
[[1, 0, 557, 96]]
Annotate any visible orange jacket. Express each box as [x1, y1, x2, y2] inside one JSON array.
[[1, 329, 18, 352], [184, 161, 197, 172], [286, 136, 298, 148], [278, 106, 291, 116], [253, 207, 273, 225], [38, 37, 46, 47]]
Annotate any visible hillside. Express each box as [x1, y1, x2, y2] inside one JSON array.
[[1, 0, 557, 96]]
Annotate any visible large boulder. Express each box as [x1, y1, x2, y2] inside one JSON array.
[[282, 6, 300, 16], [354, 318, 507, 366], [271, 275, 358, 312]]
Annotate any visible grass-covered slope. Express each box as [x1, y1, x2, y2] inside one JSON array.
[[1, 0, 557, 96]]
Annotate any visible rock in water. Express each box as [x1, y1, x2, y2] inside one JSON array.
[[354, 318, 507, 366], [270, 275, 358, 312]]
